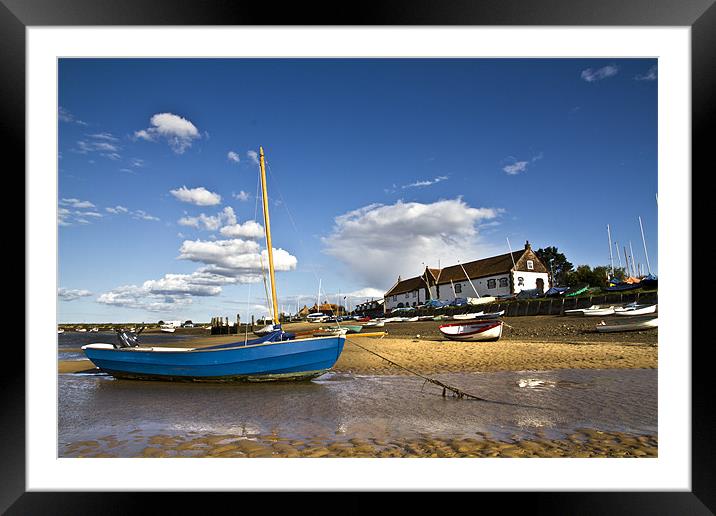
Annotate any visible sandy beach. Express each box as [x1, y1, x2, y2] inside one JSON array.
[[60, 316, 657, 375]]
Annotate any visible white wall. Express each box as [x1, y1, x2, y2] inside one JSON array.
[[436, 274, 512, 301], [512, 271, 550, 293]]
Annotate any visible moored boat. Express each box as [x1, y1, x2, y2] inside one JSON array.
[[595, 317, 658, 333], [452, 312, 484, 320], [581, 307, 616, 316], [614, 304, 657, 316], [439, 320, 503, 341], [82, 147, 345, 382], [160, 324, 176, 333]]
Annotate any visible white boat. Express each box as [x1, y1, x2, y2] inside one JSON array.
[[564, 305, 600, 315], [313, 327, 349, 337], [405, 316, 419, 322], [596, 317, 658, 333], [452, 312, 484, 320], [615, 304, 657, 316], [306, 313, 328, 323], [363, 320, 385, 327], [466, 296, 496, 306], [89, 327, 99, 333], [439, 320, 503, 341], [57, 328, 64, 334], [160, 324, 176, 333], [582, 307, 616, 316], [473, 310, 505, 320], [76, 327, 87, 332]]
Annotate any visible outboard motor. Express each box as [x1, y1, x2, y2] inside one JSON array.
[[114, 326, 144, 349]]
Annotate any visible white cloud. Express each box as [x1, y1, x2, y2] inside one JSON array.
[[581, 65, 618, 82], [170, 186, 222, 206], [219, 220, 264, 239], [227, 151, 241, 163], [178, 238, 297, 278], [635, 65, 657, 81], [74, 138, 121, 160], [233, 191, 250, 202], [58, 107, 87, 126], [503, 161, 528, 175], [58, 287, 92, 301], [60, 198, 95, 209], [132, 210, 160, 222], [97, 284, 193, 313], [89, 132, 118, 141], [322, 198, 503, 288], [247, 150, 259, 165], [134, 113, 201, 154], [402, 175, 448, 189], [178, 206, 236, 231]]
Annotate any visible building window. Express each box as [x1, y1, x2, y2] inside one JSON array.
[[499, 278, 508, 288], [487, 279, 496, 289], [517, 277, 524, 286], [527, 260, 534, 270], [412, 291, 417, 297], [392, 295, 397, 301], [455, 283, 462, 293], [405, 293, 409, 299]]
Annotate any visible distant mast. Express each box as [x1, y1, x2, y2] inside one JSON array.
[[258, 147, 279, 323], [639, 216, 652, 275], [607, 224, 614, 277]]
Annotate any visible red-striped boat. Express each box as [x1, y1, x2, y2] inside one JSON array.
[[438, 320, 503, 341]]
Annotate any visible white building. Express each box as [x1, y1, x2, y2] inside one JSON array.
[[384, 241, 551, 311]]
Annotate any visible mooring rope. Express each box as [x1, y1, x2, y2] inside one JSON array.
[[345, 336, 557, 410]]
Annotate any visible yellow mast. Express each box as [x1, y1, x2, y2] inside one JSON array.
[[259, 147, 280, 323]]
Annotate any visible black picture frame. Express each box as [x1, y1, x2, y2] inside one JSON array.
[[5, 0, 712, 512]]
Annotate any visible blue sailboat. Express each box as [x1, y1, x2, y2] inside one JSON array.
[[82, 147, 346, 382]]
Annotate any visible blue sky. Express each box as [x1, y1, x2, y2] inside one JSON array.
[[58, 58, 658, 323]]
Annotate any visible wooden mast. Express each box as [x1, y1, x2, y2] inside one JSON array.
[[259, 147, 279, 323]]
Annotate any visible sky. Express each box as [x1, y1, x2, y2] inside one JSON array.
[[58, 58, 658, 323]]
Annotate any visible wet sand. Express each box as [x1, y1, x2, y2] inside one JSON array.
[[63, 429, 658, 458], [59, 316, 658, 458]]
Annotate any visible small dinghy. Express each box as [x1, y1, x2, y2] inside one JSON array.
[[614, 304, 657, 316], [595, 317, 658, 333], [582, 306, 616, 316], [313, 327, 349, 337], [452, 312, 484, 320], [405, 316, 419, 322], [473, 310, 505, 320], [439, 320, 503, 341], [566, 306, 615, 316]]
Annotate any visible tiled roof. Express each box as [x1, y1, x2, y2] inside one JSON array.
[[434, 251, 525, 284]]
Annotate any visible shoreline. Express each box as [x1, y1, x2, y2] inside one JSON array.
[[59, 316, 657, 375]]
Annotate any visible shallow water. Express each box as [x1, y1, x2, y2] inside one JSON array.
[[58, 368, 656, 456]]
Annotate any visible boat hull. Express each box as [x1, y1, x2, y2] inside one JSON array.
[[82, 336, 345, 382], [439, 321, 503, 341], [596, 317, 658, 333], [615, 305, 657, 316]]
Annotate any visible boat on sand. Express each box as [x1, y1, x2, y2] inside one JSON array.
[[614, 304, 657, 316], [595, 317, 658, 333], [439, 320, 504, 341]]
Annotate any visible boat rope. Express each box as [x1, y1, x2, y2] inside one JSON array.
[[344, 337, 551, 410]]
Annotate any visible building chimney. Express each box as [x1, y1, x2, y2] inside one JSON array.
[[525, 240, 531, 250]]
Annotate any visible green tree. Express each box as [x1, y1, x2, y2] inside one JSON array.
[[535, 246, 573, 286], [566, 265, 616, 288]]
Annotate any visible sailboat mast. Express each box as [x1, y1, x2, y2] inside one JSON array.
[[639, 216, 652, 275], [607, 224, 614, 277], [259, 147, 279, 323]]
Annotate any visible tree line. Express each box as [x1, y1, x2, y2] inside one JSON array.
[[535, 246, 630, 289]]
